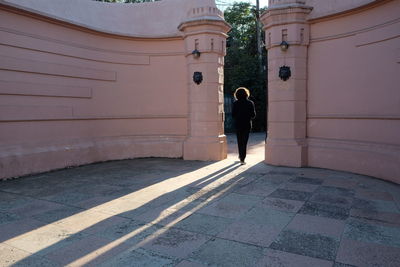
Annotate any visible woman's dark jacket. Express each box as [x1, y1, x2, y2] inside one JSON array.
[[232, 98, 256, 130]]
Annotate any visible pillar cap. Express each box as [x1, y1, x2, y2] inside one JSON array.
[[261, 4, 313, 29], [178, 19, 231, 36]]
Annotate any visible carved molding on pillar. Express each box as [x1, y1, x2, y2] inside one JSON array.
[[179, 15, 231, 161], [262, 0, 312, 167]]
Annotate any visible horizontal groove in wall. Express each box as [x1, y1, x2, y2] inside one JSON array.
[[308, 115, 400, 120], [0, 114, 188, 122], [0, 26, 184, 58], [0, 80, 92, 98], [0, 55, 116, 81], [0, 105, 73, 121], [308, 137, 400, 152], [0, 27, 150, 65], [1, 134, 188, 154], [310, 17, 400, 43]]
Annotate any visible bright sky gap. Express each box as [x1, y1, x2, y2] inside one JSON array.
[[216, 0, 269, 10]]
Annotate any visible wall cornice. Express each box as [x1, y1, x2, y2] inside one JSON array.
[[0, 3, 183, 41], [178, 19, 231, 35], [0, 0, 229, 39], [261, 5, 313, 30], [306, 0, 393, 22], [263, 0, 394, 24]]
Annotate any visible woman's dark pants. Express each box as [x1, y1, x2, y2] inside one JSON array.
[[236, 127, 250, 162]]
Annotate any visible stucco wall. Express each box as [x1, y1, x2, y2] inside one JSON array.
[[305, 0, 377, 19], [0, 0, 222, 38], [0, 0, 229, 180], [0, 2, 191, 179], [268, 0, 379, 19], [307, 0, 400, 182]]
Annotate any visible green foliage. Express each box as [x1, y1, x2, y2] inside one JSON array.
[[224, 2, 267, 132]]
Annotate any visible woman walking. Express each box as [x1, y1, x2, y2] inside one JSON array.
[[232, 87, 256, 165]]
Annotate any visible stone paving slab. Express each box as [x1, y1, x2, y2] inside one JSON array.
[[336, 238, 400, 267], [316, 186, 355, 198], [286, 214, 345, 238], [299, 201, 350, 220], [143, 228, 210, 258], [95, 219, 162, 246], [0, 193, 34, 211], [289, 176, 324, 185], [0, 243, 58, 267], [350, 208, 400, 225], [173, 213, 233, 236], [344, 218, 400, 248], [190, 238, 264, 267], [268, 189, 312, 201], [217, 221, 281, 247], [355, 189, 394, 201], [233, 179, 278, 197], [270, 229, 340, 261], [323, 176, 359, 189], [259, 197, 304, 213], [240, 205, 294, 228], [32, 206, 85, 224], [352, 198, 399, 213], [4, 224, 86, 256], [257, 248, 333, 267], [0, 133, 399, 266], [45, 235, 131, 266], [309, 193, 353, 208], [196, 192, 262, 219], [8, 199, 67, 219], [0, 218, 46, 243], [0, 211, 20, 225], [282, 182, 320, 192], [99, 247, 180, 267]]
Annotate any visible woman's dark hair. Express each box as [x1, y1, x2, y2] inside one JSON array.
[[234, 87, 250, 100]]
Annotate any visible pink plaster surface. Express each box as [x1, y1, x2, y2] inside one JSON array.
[[262, 0, 400, 184], [305, 0, 378, 20], [0, 0, 229, 179], [0, 0, 223, 38], [307, 0, 400, 183]]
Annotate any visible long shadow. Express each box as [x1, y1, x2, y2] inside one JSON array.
[[1, 158, 267, 266], [0, 158, 215, 242]]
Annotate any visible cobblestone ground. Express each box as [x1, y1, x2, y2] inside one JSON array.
[[0, 133, 399, 267]]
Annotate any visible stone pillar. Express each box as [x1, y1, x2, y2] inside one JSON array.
[[179, 7, 231, 161], [261, 1, 312, 167]]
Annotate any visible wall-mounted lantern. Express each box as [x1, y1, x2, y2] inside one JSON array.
[[193, 72, 203, 85], [192, 49, 201, 59], [279, 65, 291, 81], [280, 41, 289, 51]]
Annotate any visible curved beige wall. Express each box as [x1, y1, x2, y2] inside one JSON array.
[[0, 0, 223, 38], [307, 0, 400, 183], [263, 0, 399, 184], [305, 0, 378, 19], [0, 0, 229, 179]]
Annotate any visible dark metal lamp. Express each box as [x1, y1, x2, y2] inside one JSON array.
[[280, 41, 289, 51], [192, 49, 201, 59]]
